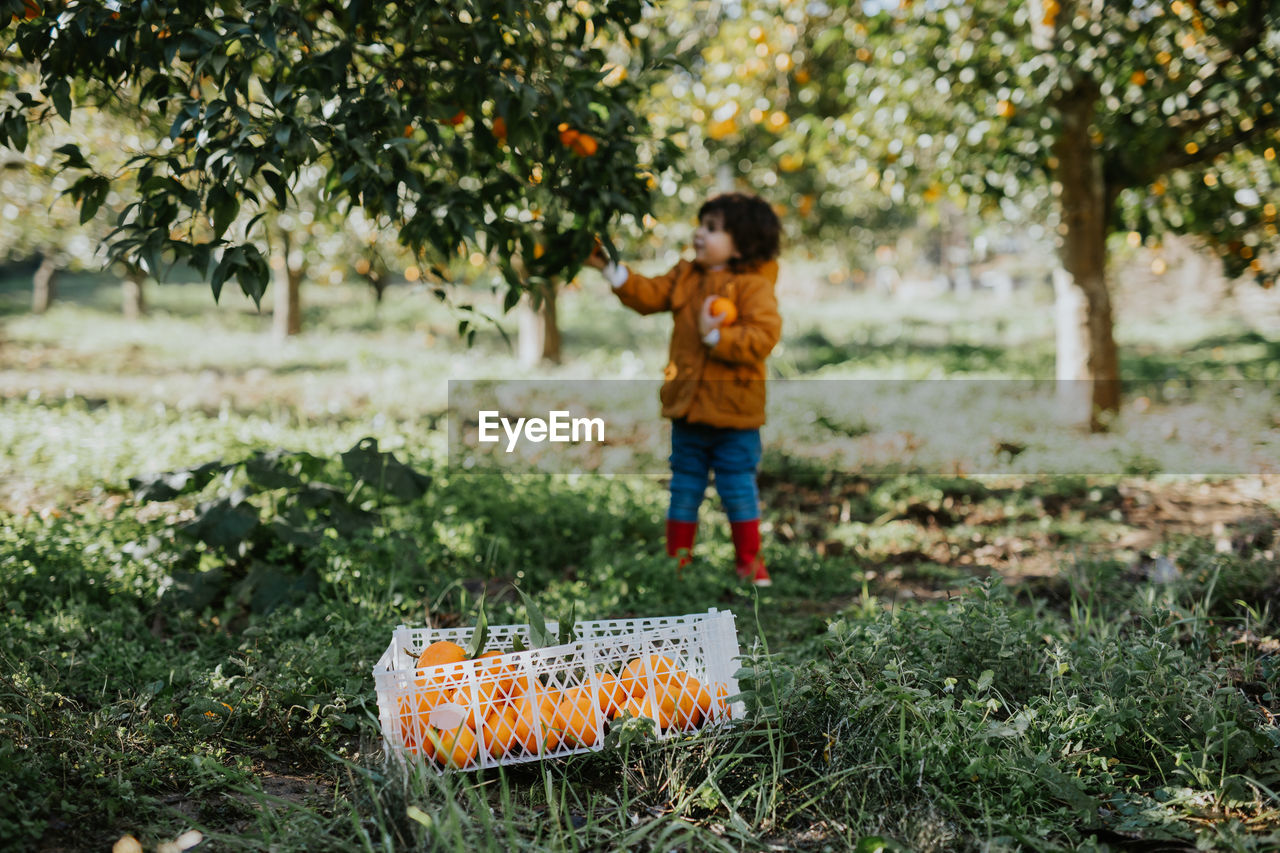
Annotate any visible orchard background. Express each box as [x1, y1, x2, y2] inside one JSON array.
[[2, 1, 1279, 851]]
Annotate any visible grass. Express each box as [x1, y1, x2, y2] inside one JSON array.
[[1, 259, 1279, 851]]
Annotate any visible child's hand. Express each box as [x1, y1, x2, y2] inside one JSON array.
[[699, 295, 726, 337], [584, 237, 607, 270]]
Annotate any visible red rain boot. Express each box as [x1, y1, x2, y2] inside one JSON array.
[[665, 519, 698, 568], [730, 519, 772, 587]]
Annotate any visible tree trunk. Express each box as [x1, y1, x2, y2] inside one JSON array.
[[273, 263, 303, 338], [1054, 86, 1121, 432], [541, 281, 561, 364], [271, 227, 304, 339], [517, 281, 562, 365], [31, 253, 57, 314], [123, 266, 146, 320]]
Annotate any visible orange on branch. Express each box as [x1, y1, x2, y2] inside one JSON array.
[[446, 109, 467, 127], [558, 122, 581, 147], [710, 297, 738, 326], [570, 133, 599, 157], [491, 116, 507, 142]]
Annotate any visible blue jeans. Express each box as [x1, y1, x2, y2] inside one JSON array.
[[667, 419, 762, 523]]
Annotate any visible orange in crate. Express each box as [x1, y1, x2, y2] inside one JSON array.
[[374, 609, 744, 772]]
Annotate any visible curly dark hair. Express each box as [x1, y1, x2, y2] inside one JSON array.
[[697, 192, 781, 273]]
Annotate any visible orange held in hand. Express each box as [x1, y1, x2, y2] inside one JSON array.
[[709, 297, 738, 326]]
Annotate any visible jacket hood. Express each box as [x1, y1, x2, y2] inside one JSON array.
[[750, 259, 779, 284], [696, 258, 779, 283]]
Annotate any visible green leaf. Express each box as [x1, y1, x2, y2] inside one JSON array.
[[515, 587, 555, 649], [129, 460, 227, 502], [160, 565, 229, 613], [266, 519, 322, 548], [210, 247, 243, 302], [243, 448, 319, 489], [292, 482, 377, 534], [52, 143, 88, 169], [339, 437, 431, 501], [49, 79, 71, 122], [236, 562, 319, 614], [465, 594, 490, 659], [557, 600, 576, 645], [178, 495, 260, 550], [262, 169, 288, 209], [974, 669, 994, 693], [209, 186, 240, 239]]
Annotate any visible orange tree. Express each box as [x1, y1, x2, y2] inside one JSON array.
[[716, 0, 1280, 427], [631, 0, 914, 265], [0, 0, 676, 325]]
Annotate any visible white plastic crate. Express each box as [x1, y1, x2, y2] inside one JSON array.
[[372, 608, 744, 771]]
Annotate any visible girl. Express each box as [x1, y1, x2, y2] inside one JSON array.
[[587, 192, 782, 586]]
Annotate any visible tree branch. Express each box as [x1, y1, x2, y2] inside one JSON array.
[[1155, 110, 1280, 176]]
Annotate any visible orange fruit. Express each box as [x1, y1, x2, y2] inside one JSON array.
[[482, 702, 521, 759], [445, 109, 467, 126], [476, 650, 518, 699], [552, 691, 601, 748], [619, 654, 677, 698], [427, 722, 479, 770], [663, 672, 713, 731], [570, 134, 599, 157], [396, 694, 425, 754], [709, 297, 738, 326], [592, 671, 630, 717], [510, 686, 562, 754], [558, 122, 580, 147], [492, 117, 507, 142], [714, 683, 731, 717], [416, 640, 467, 676], [448, 681, 501, 729], [414, 642, 467, 702], [620, 690, 676, 730]]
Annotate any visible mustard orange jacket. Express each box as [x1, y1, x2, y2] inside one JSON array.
[[614, 258, 781, 429]]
